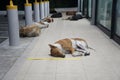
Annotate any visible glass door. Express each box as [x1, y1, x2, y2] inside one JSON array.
[[115, 0, 120, 37], [112, 0, 120, 44], [97, 0, 113, 30]]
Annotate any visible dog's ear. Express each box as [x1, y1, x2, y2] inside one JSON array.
[[48, 44, 57, 48]]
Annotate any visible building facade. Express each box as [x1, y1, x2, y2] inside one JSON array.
[[78, 0, 120, 45]]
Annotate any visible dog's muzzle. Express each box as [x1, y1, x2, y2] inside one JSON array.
[[50, 54, 65, 58]]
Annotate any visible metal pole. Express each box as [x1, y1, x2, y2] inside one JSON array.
[[24, 0, 33, 26], [40, 0, 45, 19], [34, 0, 40, 22], [47, 0, 50, 16], [6, 0, 20, 46], [44, 0, 47, 17]]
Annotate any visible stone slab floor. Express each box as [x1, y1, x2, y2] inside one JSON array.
[[2, 17, 120, 80]]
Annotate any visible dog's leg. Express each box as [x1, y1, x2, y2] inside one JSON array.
[[76, 48, 86, 53], [76, 41, 90, 56], [77, 48, 90, 56], [76, 48, 90, 56], [72, 51, 83, 57]]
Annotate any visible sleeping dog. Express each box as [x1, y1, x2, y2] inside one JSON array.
[[42, 17, 54, 23], [20, 17, 54, 37], [20, 21, 48, 37], [49, 38, 93, 58], [63, 12, 83, 21], [20, 25, 41, 37]]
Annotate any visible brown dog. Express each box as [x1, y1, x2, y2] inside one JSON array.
[[20, 19, 51, 37], [66, 11, 77, 15], [49, 38, 93, 58], [20, 25, 41, 37]]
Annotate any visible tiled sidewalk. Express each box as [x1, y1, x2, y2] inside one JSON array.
[[2, 18, 120, 80], [0, 14, 33, 80]]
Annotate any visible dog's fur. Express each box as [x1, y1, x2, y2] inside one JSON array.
[[63, 14, 83, 21], [20, 25, 41, 37], [63, 12, 83, 21], [66, 11, 77, 15], [20, 18, 53, 37], [49, 38, 92, 58], [42, 17, 54, 23], [20, 22, 48, 37], [51, 12, 62, 18]]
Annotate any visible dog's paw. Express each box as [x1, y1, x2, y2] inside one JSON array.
[[72, 53, 83, 57], [84, 52, 90, 56]]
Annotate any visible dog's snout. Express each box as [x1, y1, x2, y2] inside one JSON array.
[[50, 53, 65, 58]]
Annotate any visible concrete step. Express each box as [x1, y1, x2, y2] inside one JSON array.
[[0, 22, 8, 28], [0, 36, 8, 38], [0, 27, 8, 31], [0, 15, 8, 23], [0, 31, 8, 37], [0, 38, 7, 43]]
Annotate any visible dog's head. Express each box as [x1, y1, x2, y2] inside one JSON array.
[[49, 44, 65, 58]]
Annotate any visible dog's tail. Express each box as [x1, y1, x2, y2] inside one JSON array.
[[88, 46, 96, 52]]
